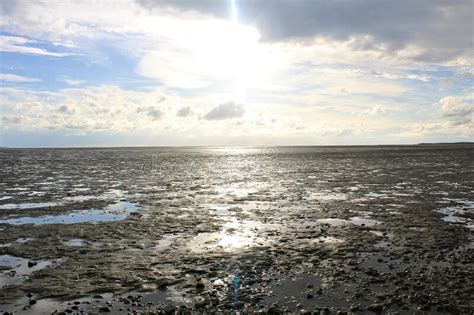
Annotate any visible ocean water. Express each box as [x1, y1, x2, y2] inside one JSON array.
[[0, 145, 473, 312]]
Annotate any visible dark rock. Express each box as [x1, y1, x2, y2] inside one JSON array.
[[367, 303, 384, 313], [164, 304, 175, 315], [196, 281, 205, 290], [27, 261, 37, 268], [98, 306, 111, 312]]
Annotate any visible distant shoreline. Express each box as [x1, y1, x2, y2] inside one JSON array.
[[0, 142, 473, 150]]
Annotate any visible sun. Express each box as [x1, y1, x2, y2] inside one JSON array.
[[185, 1, 271, 102]]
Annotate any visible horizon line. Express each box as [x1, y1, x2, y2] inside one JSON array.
[[1, 142, 473, 150]]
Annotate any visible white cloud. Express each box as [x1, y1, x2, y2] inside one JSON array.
[[1, 1, 472, 145], [59, 78, 86, 86], [439, 96, 473, 121], [0, 73, 41, 82], [57, 105, 75, 115], [360, 105, 386, 116], [2, 115, 25, 125], [177, 106, 191, 117], [0, 35, 73, 57], [402, 95, 474, 138], [137, 106, 162, 120], [204, 102, 245, 120]]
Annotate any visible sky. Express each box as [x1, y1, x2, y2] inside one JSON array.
[[0, 0, 473, 147]]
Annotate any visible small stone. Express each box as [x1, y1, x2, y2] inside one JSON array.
[[98, 306, 111, 312], [196, 281, 205, 290], [29, 300, 37, 305], [306, 293, 314, 299], [27, 261, 37, 268], [164, 304, 175, 315], [367, 303, 384, 313]]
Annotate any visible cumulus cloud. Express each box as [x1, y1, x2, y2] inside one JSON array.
[[0, 86, 172, 132], [360, 105, 385, 116], [177, 106, 191, 117], [405, 95, 474, 139], [2, 115, 25, 126], [0, 73, 41, 82], [439, 96, 473, 121], [137, 106, 162, 120], [2, 1, 470, 66], [204, 102, 245, 120], [0, 35, 72, 57], [57, 105, 75, 115], [147, 108, 162, 120], [138, 0, 473, 64]]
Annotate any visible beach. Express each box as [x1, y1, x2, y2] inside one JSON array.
[[0, 145, 473, 313]]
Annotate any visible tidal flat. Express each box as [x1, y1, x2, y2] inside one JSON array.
[[0, 145, 473, 314]]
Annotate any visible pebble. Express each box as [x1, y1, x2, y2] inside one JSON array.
[[98, 306, 111, 312], [27, 261, 37, 268]]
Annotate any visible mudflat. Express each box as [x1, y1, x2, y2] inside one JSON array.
[[0, 145, 473, 313]]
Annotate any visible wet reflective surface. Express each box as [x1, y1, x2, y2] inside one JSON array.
[[0, 145, 473, 313], [0, 202, 139, 225]]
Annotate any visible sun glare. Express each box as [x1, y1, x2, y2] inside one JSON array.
[[186, 1, 270, 102]]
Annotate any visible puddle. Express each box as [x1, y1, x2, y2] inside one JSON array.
[[350, 217, 381, 227], [28, 191, 47, 196], [63, 195, 96, 202], [100, 189, 126, 199], [364, 192, 386, 198], [65, 239, 85, 246], [217, 186, 258, 198], [369, 231, 384, 237], [435, 199, 474, 229], [0, 191, 123, 210], [0, 238, 32, 248], [305, 192, 347, 202], [312, 236, 344, 244], [16, 237, 33, 244], [316, 218, 349, 226], [188, 219, 267, 252], [409, 227, 427, 232], [154, 234, 182, 251], [209, 204, 232, 216], [0, 255, 57, 288], [0, 202, 139, 225], [0, 202, 60, 210]]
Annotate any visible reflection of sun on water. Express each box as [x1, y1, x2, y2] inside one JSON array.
[[189, 218, 260, 252], [218, 232, 253, 248]]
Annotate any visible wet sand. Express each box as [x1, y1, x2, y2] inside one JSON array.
[[0, 145, 473, 313]]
